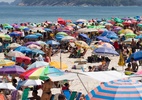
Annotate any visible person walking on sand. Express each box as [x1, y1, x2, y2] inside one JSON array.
[[41, 79, 53, 100]]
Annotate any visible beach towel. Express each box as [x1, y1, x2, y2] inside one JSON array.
[[22, 88, 30, 100]]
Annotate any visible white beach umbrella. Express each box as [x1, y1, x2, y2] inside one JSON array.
[[7, 51, 25, 57], [61, 36, 76, 41], [20, 79, 42, 86], [8, 43, 21, 48], [27, 61, 49, 70], [0, 83, 16, 90]]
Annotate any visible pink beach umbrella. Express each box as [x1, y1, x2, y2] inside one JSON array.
[[27, 44, 41, 49]]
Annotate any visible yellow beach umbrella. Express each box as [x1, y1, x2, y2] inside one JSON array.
[[118, 52, 125, 66], [0, 59, 15, 66], [75, 41, 90, 49], [49, 61, 68, 69]]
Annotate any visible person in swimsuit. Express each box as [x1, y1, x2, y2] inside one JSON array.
[[41, 79, 53, 100]]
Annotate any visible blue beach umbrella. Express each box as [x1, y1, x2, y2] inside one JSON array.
[[14, 46, 32, 54], [46, 40, 60, 45], [79, 33, 90, 39], [86, 79, 142, 100], [136, 35, 142, 39], [55, 34, 65, 41], [96, 36, 111, 43], [9, 32, 21, 37], [44, 28, 52, 32], [94, 46, 119, 56], [126, 50, 142, 63], [25, 35, 39, 39], [34, 33, 43, 37], [31, 49, 45, 55]]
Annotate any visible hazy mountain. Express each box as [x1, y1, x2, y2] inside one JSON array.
[[0, 1, 9, 5], [10, 0, 22, 5], [10, 0, 142, 6]]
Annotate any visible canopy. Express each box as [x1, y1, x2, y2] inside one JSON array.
[[80, 71, 129, 82]]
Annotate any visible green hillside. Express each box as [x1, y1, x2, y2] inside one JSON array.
[[20, 0, 142, 6]]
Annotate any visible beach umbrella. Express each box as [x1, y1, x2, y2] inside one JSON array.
[[86, 79, 142, 100], [79, 33, 90, 39], [44, 28, 52, 32], [24, 42, 40, 46], [0, 34, 11, 40], [0, 83, 16, 90], [0, 65, 25, 75], [7, 51, 25, 57], [49, 61, 68, 69], [125, 32, 137, 38], [0, 59, 15, 66], [27, 44, 41, 49], [14, 46, 32, 54], [55, 34, 65, 41], [56, 32, 68, 36], [34, 33, 43, 37], [93, 46, 119, 56], [77, 28, 98, 33], [20, 79, 42, 86], [123, 38, 138, 44], [97, 42, 115, 50], [75, 41, 90, 49], [126, 50, 142, 63], [136, 34, 142, 39], [36, 41, 48, 47], [8, 43, 21, 48], [9, 32, 21, 37], [96, 36, 111, 43], [61, 36, 76, 41], [19, 66, 63, 80], [76, 19, 87, 23], [31, 49, 45, 55], [46, 40, 60, 45], [25, 34, 39, 39], [57, 18, 66, 25], [27, 61, 49, 70], [16, 56, 31, 64]]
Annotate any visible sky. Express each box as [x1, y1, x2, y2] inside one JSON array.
[[0, 0, 15, 3]]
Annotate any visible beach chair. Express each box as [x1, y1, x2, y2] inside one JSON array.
[[69, 91, 77, 100], [76, 92, 82, 100], [50, 94, 55, 100], [21, 88, 30, 100], [62, 90, 71, 100]]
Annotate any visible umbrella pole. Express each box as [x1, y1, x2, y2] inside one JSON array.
[[60, 49, 62, 69], [77, 73, 89, 93]]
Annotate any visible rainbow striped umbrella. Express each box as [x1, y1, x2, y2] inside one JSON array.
[[86, 79, 142, 100], [19, 66, 63, 80]]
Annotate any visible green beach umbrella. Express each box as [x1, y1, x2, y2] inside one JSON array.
[[56, 32, 68, 36], [114, 18, 123, 23], [125, 32, 137, 38], [137, 24, 142, 28]]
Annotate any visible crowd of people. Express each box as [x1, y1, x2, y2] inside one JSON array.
[[0, 17, 142, 99]]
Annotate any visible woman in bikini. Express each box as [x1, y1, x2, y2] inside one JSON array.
[[41, 79, 53, 100]]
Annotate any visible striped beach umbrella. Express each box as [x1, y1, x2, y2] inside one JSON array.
[[85, 79, 142, 100], [19, 66, 63, 80]]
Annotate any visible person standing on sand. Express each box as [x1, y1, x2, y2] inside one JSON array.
[[48, 45, 52, 61], [41, 79, 53, 100]]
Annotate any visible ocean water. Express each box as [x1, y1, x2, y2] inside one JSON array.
[[0, 6, 142, 24]]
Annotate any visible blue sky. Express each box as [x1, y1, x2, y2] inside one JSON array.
[[0, 0, 14, 3]]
